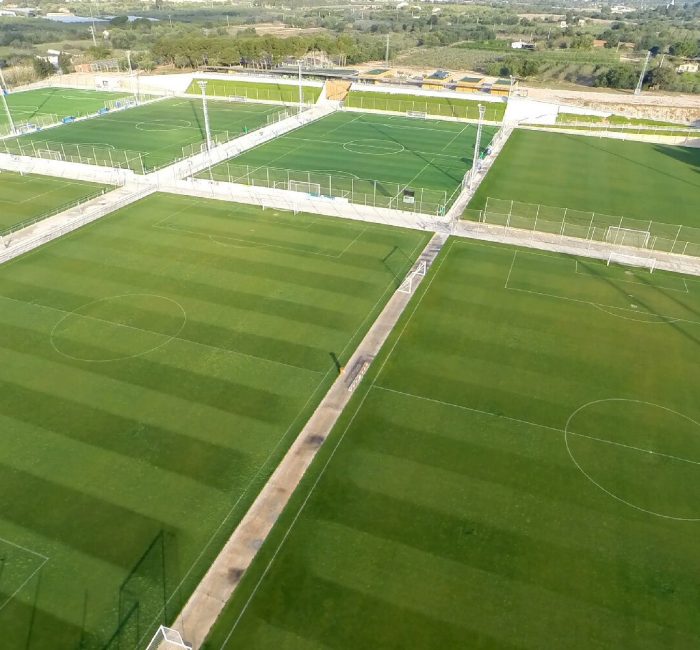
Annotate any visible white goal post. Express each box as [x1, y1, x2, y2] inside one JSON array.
[[38, 149, 62, 161], [406, 111, 427, 119], [607, 251, 657, 273], [398, 260, 427, 293], [288, 180, 321, 196], [605, 226, 650, 249], [145, 626, 191, 650]]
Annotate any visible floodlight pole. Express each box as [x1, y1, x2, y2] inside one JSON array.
[[469, 104, 486, 190], [126, 50, 137, 104], [634, 50, 651, 96], [89, 6, 98, 47], [197, 80, 213, 151], [0, 67, 15, 135], [297, 60, 303, 115]]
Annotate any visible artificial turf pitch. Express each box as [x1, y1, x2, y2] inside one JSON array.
[[203, 237, 700, 649], [345, 90, 506, 122], [469, 130, 700, 229], [186, 79, 322, 104], [208, 112, 498, 209], [6, 98, 282, 172], [0, 87, 129, 131], [0, 193, 429, 650], [0, 171, 107, 233]]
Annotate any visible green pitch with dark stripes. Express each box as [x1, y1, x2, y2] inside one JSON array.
[[204, 237, 700, 650], [0, 171, 107, 234], [0, 193, 429, 650]]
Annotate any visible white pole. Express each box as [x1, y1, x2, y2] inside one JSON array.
[[634, 51, 651, 96], [0, 68, 15, 135], [89, 6, 98, 47], [197, 80, 213, 151], [469, 105, 486, 190], [297, 61, 303, 115]]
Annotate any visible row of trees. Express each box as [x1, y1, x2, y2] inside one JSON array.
[[151, 33, 385, 68]]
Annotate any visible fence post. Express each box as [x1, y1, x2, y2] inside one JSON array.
[[559, 208, 568, 238], [671, 224, 682, 254]]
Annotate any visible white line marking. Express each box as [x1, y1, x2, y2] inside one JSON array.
[[504, 250, 517, 288], [0, 295, 321, 375]]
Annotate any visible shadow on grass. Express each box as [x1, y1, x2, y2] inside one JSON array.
[[577, 258, 700, 347]]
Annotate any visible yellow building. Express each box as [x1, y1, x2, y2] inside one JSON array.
[[421, 70, 453, 90], [358, 68, 392, 84], [455, 76, 483, 94], [491, 78, 513, 97]]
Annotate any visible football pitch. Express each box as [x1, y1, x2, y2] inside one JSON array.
[[345, 90, 506, 122], [0, 88, 129, 131], [186, 79, 322, 104], [469, 130, 700, 229], [0, 193, 429, 650], [0, 171, 107, 234], [4, 98, 282, 172], [203, 237, 700, 649], [207, 112, 498, 212]]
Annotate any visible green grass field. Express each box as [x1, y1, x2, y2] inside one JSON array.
[[0, 171, 107, 234], [207, 112, 498, 213], [556, 112, 687, 128], [0, 88, 129, 132], [469, 130, 700, 228], [345, 90, 506, 122], [203, 237, 700, 649], [0, 193, 429, 650], [4, 98, 282, 172], [186, 79, 321, 104]]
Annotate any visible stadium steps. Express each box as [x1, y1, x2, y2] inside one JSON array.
[[324, 80, 352, 102]]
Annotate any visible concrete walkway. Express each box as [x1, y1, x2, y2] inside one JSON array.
[[172, 232, 448, 649]]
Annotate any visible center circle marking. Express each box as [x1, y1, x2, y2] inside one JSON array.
[[565, 398, 700, 521], [135, 119, 192, 132], [343, 139, 405, 155], [50, 294, 187, 362]]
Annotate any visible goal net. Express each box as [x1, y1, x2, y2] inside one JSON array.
[[605, 226, 650, 249], [145, 626, 191, 650], [288, 180, 321, 196], [398, 260, 427, 293], [607, 251, 656, 273], [37, 149, 62, 161], [406, 111, 427, 119]]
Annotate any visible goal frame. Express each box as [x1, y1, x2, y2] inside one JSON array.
[[37, 149, 62, 161], [605, 226, 650, 249], [288, 180, 321, 197], [398, 260, 428, 293], [406, 110, 427, 119], [145, 626, 191, 650]]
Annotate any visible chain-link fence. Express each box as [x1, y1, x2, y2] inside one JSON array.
[[539, 120, 700, 142], [0, 186, 110, 241], [344, 94, 504, 122], [0, 138, 145, 173], [204, 162, 456, 215], [181, 106, 295, 159], [0, 113, 60, 138], [465, 197, 700, 259]]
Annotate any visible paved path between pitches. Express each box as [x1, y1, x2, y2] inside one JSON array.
[[172, 231, 448, 649]]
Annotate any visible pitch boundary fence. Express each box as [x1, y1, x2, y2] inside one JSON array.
[[344, 94, 504, 122], [204, 161, 457, 216], [0, 186, 111, 240], [465, 197, 700, 259]]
